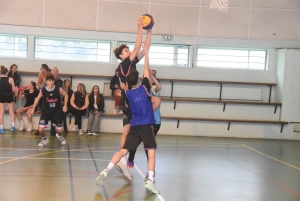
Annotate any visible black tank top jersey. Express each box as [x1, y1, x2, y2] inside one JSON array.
[[41, 85, 62, 115], [0, 76, 13, 96]]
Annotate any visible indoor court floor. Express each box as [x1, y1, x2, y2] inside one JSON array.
[[0, 131, 300, 201]]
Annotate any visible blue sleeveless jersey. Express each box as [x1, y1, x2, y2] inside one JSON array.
[[125, 85, 155, 126]]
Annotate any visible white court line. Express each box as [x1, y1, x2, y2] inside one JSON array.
[[0, 148, 116, 152], [134, 163, 165, 201], [0, 157, 110, 161]]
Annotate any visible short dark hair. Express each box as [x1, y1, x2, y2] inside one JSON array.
[[114, 44, 129, 60], [127, 70, 139, 86], [45, 74, 55, 81], [1, 65, 8, 74]]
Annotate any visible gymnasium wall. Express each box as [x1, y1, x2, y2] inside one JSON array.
[[0, 0, 299, 40]]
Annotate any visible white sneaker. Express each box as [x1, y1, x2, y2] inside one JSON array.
[[18, 124, 25, 131], [56, 133, 66, 145], [145, 179, 160, 194], [115, 161, 132, 180], [72, 125, 77, 131], [78, 129, 83, 135], [92, 131, 99, 136], [113, 109, 117, 114], [96, 169, 109, 187], [119, 110, 123, 115], [87, 130, 92, 135], [38, 137, 49, 147], [26, 126, 32, 132]]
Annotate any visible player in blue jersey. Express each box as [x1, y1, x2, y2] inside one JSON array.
[[96, 37, 160, 194]]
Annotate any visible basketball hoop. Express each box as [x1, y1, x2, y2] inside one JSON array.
[[210, 0, 229, 12]]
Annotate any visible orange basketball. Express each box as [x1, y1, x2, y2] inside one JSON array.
[[141, 14, 154, 30]]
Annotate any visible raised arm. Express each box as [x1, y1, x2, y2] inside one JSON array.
[[137, 28, 152, 60], [143, 44, 150, 80], [129, 17, 143, 61]]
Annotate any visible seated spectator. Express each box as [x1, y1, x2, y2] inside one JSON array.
[[70, 83, 89, 135], [87, 85, 105, 136], [16, 81, 39, 131], [62, 79, 73, 133], [110, 69, 122, 114], [8, 64, 21, 98]]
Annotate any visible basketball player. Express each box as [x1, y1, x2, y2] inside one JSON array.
[[113, 17, 159, 180], [96, 38, 160, 194], [127, 68, 161, 175], [29, 74, 68, 147]]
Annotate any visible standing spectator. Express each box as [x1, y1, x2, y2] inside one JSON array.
[[16, 81, 39, 131], [110, 69, 122, 114], [70, 83, 89, 135], [62, 79, 73, 133], [8, 64, 21, 98], [87, 85, 105, 136], [37, 64, 51, 89], [42, 66, 63, 88], [0, 65, 15, 133]]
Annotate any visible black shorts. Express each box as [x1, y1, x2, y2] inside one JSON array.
[[123, 113, 132, 126], [39, 112, 63, 129], [153, 124, 161, 136], [0, 95, 13, 103], [122, 124, 157, 151]]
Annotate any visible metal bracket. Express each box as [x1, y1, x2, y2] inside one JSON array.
[[219, 83, 223, 101], [227, 122, 231, 130], [174, 101, 177, 110], [280, 124, 284, 133], [269, 85, 272, 103], [170, 81, 174, 99], [274, 105, 277, 114], [223, 103, 226, 112], [177, 119, 180, 128]]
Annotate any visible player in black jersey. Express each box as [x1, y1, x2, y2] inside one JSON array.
[[29, 74, 69, 147]]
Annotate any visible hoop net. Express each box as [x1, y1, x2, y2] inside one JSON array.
[[210, 0, 229, 12]]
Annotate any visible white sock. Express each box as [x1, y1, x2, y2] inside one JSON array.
[[11, 122, 15, 127], [120, 155, 127, 165], [29, 122, 32, 126], [148, 171, 155, 182], [107, 162, 115, 172], [20, 120, 24, 125], [0, 125, 3, 129]]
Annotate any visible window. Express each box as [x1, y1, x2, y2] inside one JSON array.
[[117, 43, 190, 67], [35, 38, 110, 62], [196, 48, 267, 70], [0, 35, 27, 58]]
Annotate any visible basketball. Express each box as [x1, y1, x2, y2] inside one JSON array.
[[141, 14, 154, 30]]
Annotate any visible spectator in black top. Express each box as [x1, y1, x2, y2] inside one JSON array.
[[16, 81, 39, 132], [87, 85, 105, 136], [8, 64, 21, 98], [62, 79, 73, 133], [110, 69, 122, 114], [70, 83, 89, 135], [0, 65, 15, 134]]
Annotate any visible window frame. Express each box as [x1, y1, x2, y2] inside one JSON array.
[[117, 42, 191, 67], [34, 37, 111, 63], [0, 34, 28, 58], [195, 47, 267, 70]]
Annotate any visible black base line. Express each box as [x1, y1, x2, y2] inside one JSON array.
[[88, 144, 109, 200], [67, 145, 75, 201]]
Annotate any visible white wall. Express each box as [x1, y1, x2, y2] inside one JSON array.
[[0, 0, 299, 40], [276, 49, 300, 122]]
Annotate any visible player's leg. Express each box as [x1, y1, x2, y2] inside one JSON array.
[[37, 116, 49, 147]]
